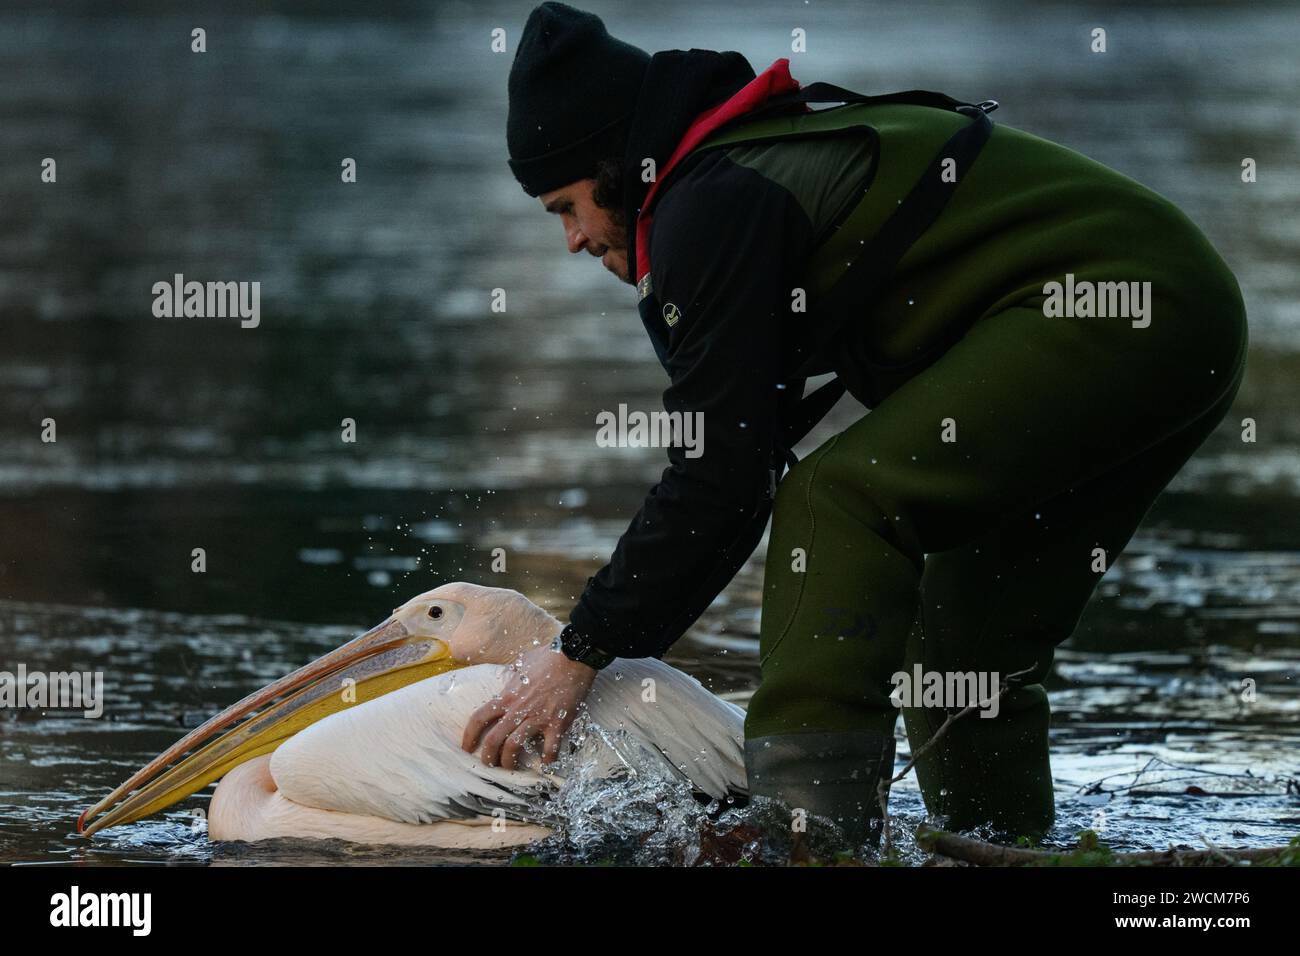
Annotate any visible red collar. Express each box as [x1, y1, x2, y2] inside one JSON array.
[[634, 58, 801, 287]]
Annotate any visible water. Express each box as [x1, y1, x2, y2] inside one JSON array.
[[1, 0, 1298, 865]]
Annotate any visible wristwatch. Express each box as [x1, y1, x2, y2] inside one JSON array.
[[552, 623, 616, 670]]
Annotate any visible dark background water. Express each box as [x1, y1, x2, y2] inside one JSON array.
[[1, 0, 1298, 864]]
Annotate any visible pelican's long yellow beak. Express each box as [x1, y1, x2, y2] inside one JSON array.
[[78, 613, 467, 837]]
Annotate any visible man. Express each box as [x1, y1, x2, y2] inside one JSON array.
[[461, 2, 1248, 848]]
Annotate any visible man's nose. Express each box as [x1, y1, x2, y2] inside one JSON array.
[[563, 218, 588, 255]]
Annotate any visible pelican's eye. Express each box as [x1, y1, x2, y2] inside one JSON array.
[[428, 605, 444, 620]]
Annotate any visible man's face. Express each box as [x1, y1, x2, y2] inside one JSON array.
[[540, 179, 632, 285]]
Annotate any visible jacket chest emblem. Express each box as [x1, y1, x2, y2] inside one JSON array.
[[662, 302, 682, 327]]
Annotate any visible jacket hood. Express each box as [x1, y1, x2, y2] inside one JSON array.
[[620, 49, 757, 275]]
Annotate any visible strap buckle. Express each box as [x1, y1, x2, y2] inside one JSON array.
[[957, 99, 999, 117]]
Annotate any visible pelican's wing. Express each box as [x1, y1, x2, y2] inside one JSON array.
[[581, 657, 748, 798], [269, 664, 551, 825], [267, 658, 748, 827]]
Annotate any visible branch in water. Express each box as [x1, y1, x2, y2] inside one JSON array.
[[915, 825, 1300, 867]]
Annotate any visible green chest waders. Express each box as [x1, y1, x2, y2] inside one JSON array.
[[637, 83, 1000, 850], [708, 90, 1247, 850]]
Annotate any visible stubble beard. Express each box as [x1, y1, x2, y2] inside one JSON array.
[[606, 207, 632, 285]]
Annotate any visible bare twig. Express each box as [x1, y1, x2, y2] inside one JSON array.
[[916, 824, 1296, 867], [1199, 833, 1237, 866], [1081, 756, 1268, 797]]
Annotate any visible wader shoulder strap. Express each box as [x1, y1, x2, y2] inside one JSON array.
[[708, 83, 986, 135]]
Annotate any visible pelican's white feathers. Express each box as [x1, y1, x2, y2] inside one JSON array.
[[264, 657, 746, 829]]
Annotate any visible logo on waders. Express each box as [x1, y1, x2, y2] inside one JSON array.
[[662, 302, 681, 327]]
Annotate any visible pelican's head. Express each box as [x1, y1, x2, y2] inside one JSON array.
[[77, 582, 563, 837], [404, 582, 564, 665]]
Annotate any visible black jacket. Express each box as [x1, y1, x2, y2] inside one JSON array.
[[562, 50, 822, 662]]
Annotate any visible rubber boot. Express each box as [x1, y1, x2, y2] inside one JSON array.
[[901, 682, 1055, 842], [744, 730, 897, 852]]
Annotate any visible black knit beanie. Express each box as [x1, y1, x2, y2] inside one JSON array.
[[507, 3, 651, 197]]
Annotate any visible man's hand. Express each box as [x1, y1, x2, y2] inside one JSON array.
[[461, 643, 598, 770]]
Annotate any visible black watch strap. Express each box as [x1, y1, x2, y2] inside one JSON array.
[[557, 623, 616, 670]]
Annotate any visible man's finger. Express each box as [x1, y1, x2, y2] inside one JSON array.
[[493, 723, 540, 775], [462, 700, 506, 753], [479, 710, 524, 767], [542, 724, 562, 765], [500, 722, 537, 772]]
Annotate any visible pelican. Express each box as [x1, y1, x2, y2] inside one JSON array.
[[78, 582, 747, 848]]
